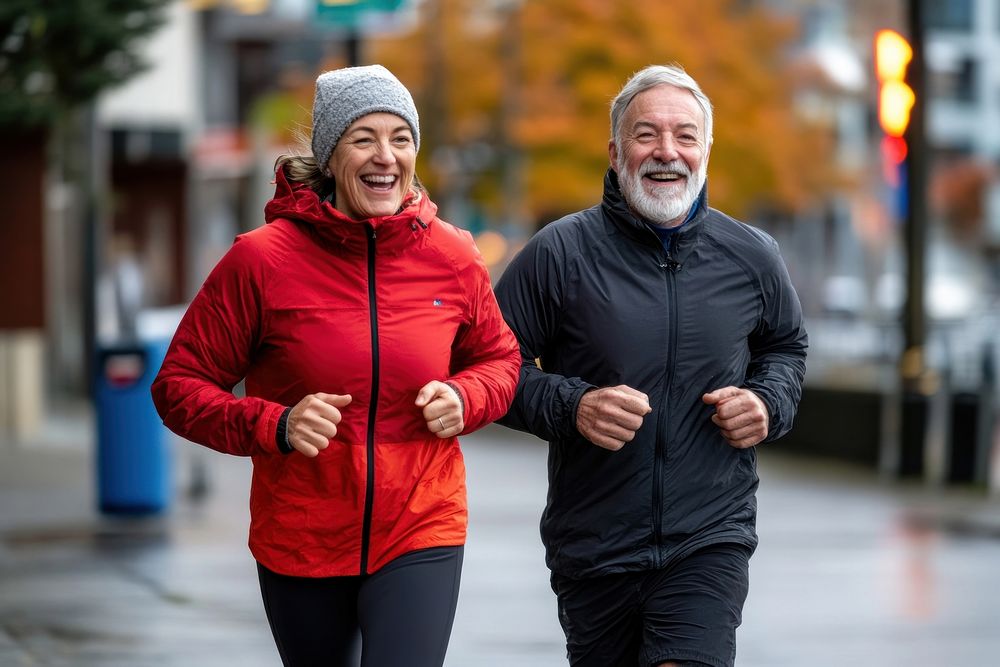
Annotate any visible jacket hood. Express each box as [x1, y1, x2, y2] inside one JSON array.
[[264, 165, 439, 251]]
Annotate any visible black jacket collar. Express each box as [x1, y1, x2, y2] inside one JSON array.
[[600, 167, 708, 256]]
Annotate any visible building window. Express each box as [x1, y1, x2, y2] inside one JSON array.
[[955, 58, 977, 102], [112, 128, 183, 163], [931, 57, 978, 103], [925, 0, 973, 30]]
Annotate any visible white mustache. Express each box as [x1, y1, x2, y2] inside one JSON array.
[[639, 160, 690, 178]]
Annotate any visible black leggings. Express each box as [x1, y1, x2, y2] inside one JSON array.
[[257, 546, 463, 667]]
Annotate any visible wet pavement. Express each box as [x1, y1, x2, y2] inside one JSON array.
[[3, 421, 1000, 666]]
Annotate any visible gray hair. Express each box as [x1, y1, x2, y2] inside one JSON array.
[[610, 64, 713, 149]]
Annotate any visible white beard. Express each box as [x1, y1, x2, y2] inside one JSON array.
[[616, 155, 706, 227]]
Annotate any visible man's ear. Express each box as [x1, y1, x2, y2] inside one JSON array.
[[608, 139, 619, 172]]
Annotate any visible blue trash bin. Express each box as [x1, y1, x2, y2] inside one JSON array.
[[95, 338, 172, 514]]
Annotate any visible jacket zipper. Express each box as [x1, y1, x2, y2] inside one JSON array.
[[360, 224, 380, 575], [653, 245, 680, 568]]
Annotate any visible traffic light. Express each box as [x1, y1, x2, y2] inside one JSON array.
[[874, 29, 915, 139], [875, 29, 915, 194]]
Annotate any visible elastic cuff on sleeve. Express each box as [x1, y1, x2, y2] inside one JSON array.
[[444, 381, 466, 415], [276, 407, 293, 454], [566, 383, 597, 439]]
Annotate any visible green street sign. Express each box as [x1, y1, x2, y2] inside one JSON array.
[[316, 0, 404, 27]]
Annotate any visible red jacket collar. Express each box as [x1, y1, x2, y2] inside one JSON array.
[[264, 166, 439, 252]]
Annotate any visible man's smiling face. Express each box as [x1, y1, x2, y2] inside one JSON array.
[[609, 84, 711, 228]]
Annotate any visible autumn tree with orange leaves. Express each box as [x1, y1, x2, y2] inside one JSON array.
[[371, 0, 835, 228]]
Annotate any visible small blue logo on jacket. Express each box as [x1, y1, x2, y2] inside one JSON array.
[[433, 299, 443, 306]]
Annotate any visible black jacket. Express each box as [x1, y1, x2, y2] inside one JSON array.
[[495, 169, 808, 578]]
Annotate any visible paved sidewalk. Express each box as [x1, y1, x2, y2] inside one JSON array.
[[3, 421, 1000, 666]]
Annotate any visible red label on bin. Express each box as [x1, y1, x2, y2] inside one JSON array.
[[104, 354, 144, 387]]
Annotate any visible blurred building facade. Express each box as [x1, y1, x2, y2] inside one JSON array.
[[1, 0, 391, 442], [770, 0, 1000, 377], [8, 0, 1000, 465], [761, 0, 1000, 484]]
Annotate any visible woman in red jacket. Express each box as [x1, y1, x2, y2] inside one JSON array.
[[151, 64, 521, 667]]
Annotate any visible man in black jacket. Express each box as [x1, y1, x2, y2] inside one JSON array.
[[494, 64, 808, 667]]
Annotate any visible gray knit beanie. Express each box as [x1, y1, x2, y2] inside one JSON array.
[[311, 64, 420, 174]]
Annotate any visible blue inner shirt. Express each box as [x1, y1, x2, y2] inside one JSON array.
[[645, 188, 704, 255]]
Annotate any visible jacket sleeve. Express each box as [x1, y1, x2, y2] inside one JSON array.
[[151, 236, 286, 456], [743, 241, 809, 443], [446, 250, 522, 434], [493, 230, 595, 442]]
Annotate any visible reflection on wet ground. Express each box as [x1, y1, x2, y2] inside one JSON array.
[[3, 425, 1000, 666]]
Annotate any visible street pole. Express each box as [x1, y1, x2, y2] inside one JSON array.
[[81, 102, 109, 399], [499, 0, 527, 233], [423, 0, 452, 207], [345, 29, 361, 67], [898, 0, 932, 477]]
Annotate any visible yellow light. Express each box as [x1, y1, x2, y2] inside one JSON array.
[[474, 230, 509, 269], [875, 30, 912, 82], [879, 80, 915, 138], [229, 0, 268, 14], [874, 29, 915, 138]]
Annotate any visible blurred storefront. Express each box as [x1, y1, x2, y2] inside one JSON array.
[[7, 0, 1000, 487], [763, 0, 1000, 488]]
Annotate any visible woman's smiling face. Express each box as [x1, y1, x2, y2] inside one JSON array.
[[329, 112, 416, 220]]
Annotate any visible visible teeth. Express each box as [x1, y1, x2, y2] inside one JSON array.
[[647, 172, 681, 181], [362, 174, 396, 184]]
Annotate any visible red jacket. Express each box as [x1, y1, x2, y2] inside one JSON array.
[[152, 168, 520, 577]]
